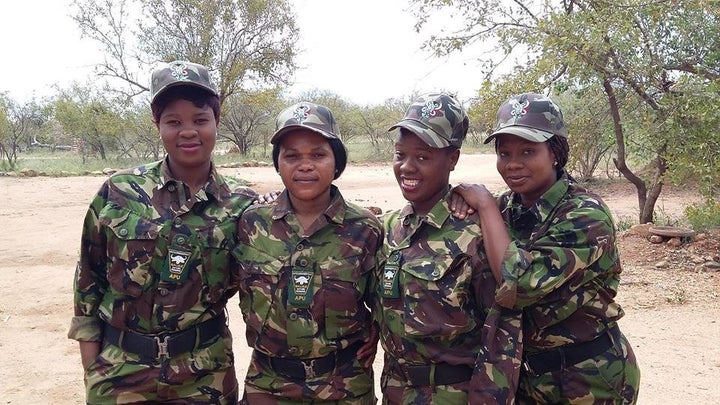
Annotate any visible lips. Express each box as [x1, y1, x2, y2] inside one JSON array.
[[505, 175, 527, 187], [177, 142, 201, 152]]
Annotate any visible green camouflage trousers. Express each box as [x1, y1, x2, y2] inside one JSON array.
[[84, 333, 238, 404], [379, 359, 469, 405], [517, 329, 640, 404], [240, 352, 375, 404]]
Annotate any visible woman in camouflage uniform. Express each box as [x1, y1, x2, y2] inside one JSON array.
[[233, 102, 383, 404], [69, 60, 257, 403], [377, 93, 522, 404], [453, 93, 641, 404]]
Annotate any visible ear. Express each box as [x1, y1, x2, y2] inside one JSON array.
[[448, 148, 461, 171]]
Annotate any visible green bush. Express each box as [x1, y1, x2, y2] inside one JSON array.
[[685, 199, 720, 232]]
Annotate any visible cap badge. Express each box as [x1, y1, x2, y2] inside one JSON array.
[[169, 61, 190, 81], [421, 100, 442, 119], [292, 105, 311, 123], [510, 99, 530, 122]]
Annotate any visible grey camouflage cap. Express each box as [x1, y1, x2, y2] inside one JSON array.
[[150, 60, 218, 104], [388, 93, 469, 148], [484, 93, 567, 144], [270, 102, 341, 144]]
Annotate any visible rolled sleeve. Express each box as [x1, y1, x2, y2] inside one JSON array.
[[68, 315, 102, 341]]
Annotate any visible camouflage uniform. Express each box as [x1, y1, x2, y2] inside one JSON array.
[[234, 186, 383, 404], [377, 188, 522, 405], [494, 174, 640, 404], [485, 93, 640, 404], [68, 158, 257, 404]]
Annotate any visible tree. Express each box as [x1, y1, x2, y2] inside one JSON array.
[[53, 85, 125, 162], [0, 95, 50, 169], [412, 0, 720, 223], [71, 0, 299, 104], [219, 88, 282, 156]]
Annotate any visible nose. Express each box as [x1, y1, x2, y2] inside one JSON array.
[[298, 157, 314, 171], [502, 154, 523, 170], [179, 124, 198, 138], [399, 157, 417, 173]]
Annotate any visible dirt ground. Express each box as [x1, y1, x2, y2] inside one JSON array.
[[0, 153, 718, 404]]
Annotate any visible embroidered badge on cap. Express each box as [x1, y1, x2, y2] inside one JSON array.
[[292, 105, 311, 123]]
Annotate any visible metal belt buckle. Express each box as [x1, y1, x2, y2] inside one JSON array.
[[303, 359, 317, 379], [155, 335, 170, 359]]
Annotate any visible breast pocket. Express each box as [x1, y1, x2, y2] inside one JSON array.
[[401, 254, 475, 338], [321, 256, 370, 339], [100, 206, 159, 298], [235, 242, 285, 334]]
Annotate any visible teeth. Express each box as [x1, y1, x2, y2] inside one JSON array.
[[403, 179, 419, 187]]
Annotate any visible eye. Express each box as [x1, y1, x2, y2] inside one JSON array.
[[393, 151, 404, 160], [522, 148, 534, 155], [196, 118, 210, 125], [498, 151, 509, 158]]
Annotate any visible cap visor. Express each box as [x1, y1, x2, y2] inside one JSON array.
[[151, 81, 217, 104], [270, 125, 338, 144], [388, 120, 450, 148], [484, 126, 555, 144]]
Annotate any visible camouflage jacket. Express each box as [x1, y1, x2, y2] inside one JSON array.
[[495, 172, 625, 350], [68, 158, 257, 341], [378, 187, 522, 403], [233, 186, 383, 358]]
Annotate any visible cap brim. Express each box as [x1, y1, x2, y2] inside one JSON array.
[[388, 119, 451, 148], [270, 124, 339, 144], [484, 125, 556, 144], [151, 81, 218, 104]]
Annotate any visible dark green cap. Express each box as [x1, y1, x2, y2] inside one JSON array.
[[484, 93, 567, 144], [389, 93, 469, 148], [150, 60, 218, 104]]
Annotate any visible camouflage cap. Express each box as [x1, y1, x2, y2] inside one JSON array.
[[270, 102, 341, 144], [150, 60, 218, 104], [484, 93, 567, 144], [388, 93, 469, 148]]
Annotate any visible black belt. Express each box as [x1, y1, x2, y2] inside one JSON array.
[[404, 363, 473, 386], [253, 342, 362, 380], [102, 315, 225, 361], [523, 326, 617, 376]]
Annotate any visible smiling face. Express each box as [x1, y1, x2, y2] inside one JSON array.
[[392, 129, 459, 216], [277, 129, 336, 208], [495, 133, 557, 206], [156, 98, 217, 179]]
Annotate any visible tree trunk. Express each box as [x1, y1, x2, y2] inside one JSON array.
[[602, 80, 650, 223]]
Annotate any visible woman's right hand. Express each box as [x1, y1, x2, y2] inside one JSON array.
[[450, 183, 496, 219]]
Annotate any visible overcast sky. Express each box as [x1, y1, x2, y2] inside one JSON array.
[[0, 0, 487, 105]]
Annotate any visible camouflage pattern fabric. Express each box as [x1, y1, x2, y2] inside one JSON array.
[[485, 92, 568, 144], [495, 172, 640, 404], [150, 60, 218, 103], [85, 330, 237, 404], [376, 188, 522, 404], [233, 186, 383, 403], [388, 93, 468, 148], [69, 158, 257, 403]]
